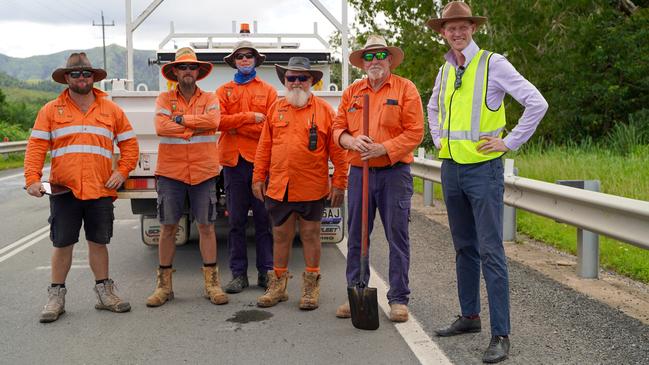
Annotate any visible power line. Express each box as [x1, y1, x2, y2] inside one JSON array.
[[93, 10, 115, 71]]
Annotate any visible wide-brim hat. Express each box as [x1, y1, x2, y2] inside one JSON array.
[[275, 56, 323, 85], [349, 35, 404, 70], [161, 47, 212, 82], [426, 1, 487, 34], [51, 52, 107, 84], [223, 40, 266, 69]]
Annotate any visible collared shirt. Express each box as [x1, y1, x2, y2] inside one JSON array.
[[216, 76, 278, 166], [24, 88, 139, 200], [253, 94, 348, 202], [428, 40, 548, 151], [332, 74, 424, 168], [154, 87, 220, 185]]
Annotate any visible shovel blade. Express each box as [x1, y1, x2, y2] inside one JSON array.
[[347, 286, 379, 330]]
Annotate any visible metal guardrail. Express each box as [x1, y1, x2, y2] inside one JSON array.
[[0, 141, 28, 155], [412, 156, 649, 251]]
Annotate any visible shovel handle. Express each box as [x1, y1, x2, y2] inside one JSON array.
[[361, 94, 370, 271]]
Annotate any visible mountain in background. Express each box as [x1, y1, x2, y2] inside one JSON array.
[[0, 44, 160, 90]]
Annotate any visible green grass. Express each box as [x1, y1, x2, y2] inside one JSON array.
[[0, 153, 26, 171], [3, 87, 57, 104], [414, 144, 649, 283]]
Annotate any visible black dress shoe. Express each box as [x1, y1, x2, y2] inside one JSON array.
[[224, 275, 249, 294], [482, 336, 510, 363], [257, 272, 269, 289], [435, 315, 482, 337]]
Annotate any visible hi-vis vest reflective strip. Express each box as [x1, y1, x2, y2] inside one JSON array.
[[159, 135, 218, 144], [438, 50, 506, 164]]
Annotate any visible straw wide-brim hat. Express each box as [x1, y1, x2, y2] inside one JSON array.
[[51, 52, 107, 84], [349, 35, 404, 70], [223, 40, 266, 69], [161, 47, 213, 82], [426, 1, 487, 34], [275, 56, 323, 85]]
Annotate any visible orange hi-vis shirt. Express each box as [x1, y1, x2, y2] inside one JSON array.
[[253, 95, 348, 202], [154, 87, 220, 185], [24, 88, 139, 200], [216, 77, 278, 167], [332, 74, 424, 168]]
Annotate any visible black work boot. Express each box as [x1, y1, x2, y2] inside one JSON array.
[[257, 271, 269, 289], [435, 315, 481, 337], [482, 336, 510, 363], [224, 275, 249, 294]]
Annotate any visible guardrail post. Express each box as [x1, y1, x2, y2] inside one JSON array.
[[417, 148, 435, 207], [556, 180, 601, 279], [503, 159, 517, 242]]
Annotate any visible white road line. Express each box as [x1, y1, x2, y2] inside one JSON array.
[[0, 230, 50, 264], [0, 225, 49, 255], [0, 167, 51, 183], [35, 265, 90, 270], [337, 239, 453, 365]]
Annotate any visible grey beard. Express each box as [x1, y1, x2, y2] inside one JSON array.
[[285, 88, 310, 108]]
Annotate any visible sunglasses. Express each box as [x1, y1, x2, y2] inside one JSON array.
[[286, 75, 311, 82], [362, 51, 389, 62], [175, 63, 200, 71], [235, 53, 254, 60], [454, 66, 466, 90], [67, 70, 93, 79]]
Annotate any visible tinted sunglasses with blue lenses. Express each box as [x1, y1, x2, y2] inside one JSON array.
[[67, 70, 94, 79], [362, 51, 389, 62], [175, 63, 200, 71], [285, 75, 311, 82]]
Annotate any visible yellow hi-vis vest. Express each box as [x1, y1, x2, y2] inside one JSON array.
[[437, 50, 506, 164]]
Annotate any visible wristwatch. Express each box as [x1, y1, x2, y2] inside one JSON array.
[[174, 115, 183, 125]]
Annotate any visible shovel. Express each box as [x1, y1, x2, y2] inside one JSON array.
[[347, 93, 379, 331]]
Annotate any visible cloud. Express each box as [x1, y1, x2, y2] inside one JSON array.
[[0, 0, 347, 57]]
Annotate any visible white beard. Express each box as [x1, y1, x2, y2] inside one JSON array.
[[367, 66, 386, 82], [285, 88, 310, 108]]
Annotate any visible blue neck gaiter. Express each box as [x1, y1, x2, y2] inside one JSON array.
[[234, 66, 256, 85]]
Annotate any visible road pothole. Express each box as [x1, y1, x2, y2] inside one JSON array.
[[226, 310, 273, 324]]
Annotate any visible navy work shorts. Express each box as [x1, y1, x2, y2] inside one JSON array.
[[48, 193, 114, 248], [264, 197, 325, 227], [156, 176, 218, 225]]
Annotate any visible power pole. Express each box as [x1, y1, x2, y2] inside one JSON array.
[[93, 11, 115, 71]]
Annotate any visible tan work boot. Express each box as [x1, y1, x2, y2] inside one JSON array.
[[40, 286, 66, 323], [94, 279, 131, 313], [146, 268, 174, 307], [257, 270, 289, 307], [202, 266, 229, 305], [299, 271, 321, 310], [335, 301, 351, 318], [389, 303, 409, 322]]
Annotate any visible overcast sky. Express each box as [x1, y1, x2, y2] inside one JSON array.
[[0, 0, 352, 58]]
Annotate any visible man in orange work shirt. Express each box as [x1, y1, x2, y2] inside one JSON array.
[[252, 57, 348, 310], [146, 47, 228, 307], [217, 40, 277, 293], [332, 36, 424, 322], [24, 53, 139, 323]]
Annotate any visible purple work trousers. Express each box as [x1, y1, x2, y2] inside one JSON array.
[[223, 157, 273, 277], [346, 163, 413, 304]]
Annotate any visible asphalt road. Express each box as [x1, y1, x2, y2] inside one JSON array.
[[1, 166, 648, 364]]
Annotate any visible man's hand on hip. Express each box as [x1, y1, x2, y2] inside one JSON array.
[[477, 136, 510, 153], [105, 171, 126, 190]]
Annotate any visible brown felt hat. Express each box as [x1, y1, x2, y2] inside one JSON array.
[[349, 35, 404, 70], [275, 56, 323, 85], [426, 1, 487, 34], [51, 52, 107, 84]]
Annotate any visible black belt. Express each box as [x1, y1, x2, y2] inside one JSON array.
[[353, 161, 409, 171]]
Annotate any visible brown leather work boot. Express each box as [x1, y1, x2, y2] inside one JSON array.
[[146, 268, 174, 307], [335, 301, 351, 318], [389, 303, 409, 322], [299, 271, 321, 310], [202, 266, 228, 305], [257, 270, 289, 307]]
